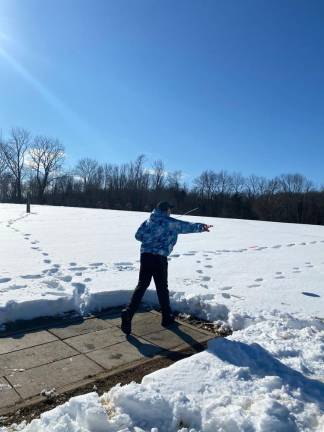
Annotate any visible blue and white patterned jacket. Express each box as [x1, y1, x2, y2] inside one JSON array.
[[135, 208, 205, 257]]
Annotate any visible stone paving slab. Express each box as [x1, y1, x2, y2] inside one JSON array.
[[141, 325, 210, 350], [0, 340, 78, 377], [100, 310, 155, 327], [86, 337, 164, 370], [130, 314, 167, 337], [63, 327, 126, 353], [0, 331, 58, 355], [6, 355, 104, 399], [0, 309, 215, 414], [0, 377, 21, 409], [48, 317, 113, 339]]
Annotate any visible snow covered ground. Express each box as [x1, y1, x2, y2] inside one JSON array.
[[1, 204, 323, 326], [1, 204, 324, 431]]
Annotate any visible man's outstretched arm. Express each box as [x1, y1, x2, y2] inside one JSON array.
[[171, 219, 213, 234]]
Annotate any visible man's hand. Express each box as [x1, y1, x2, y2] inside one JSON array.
[[203, 224, 213, 232]]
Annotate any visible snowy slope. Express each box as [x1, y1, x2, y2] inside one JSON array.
[[0, 204, 323, 325]]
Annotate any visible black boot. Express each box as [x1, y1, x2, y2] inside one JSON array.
[[161, 314, 175, 327], [121, 309, 132, 335]]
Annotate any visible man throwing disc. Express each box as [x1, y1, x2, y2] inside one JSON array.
[[121, 201, 213, 335]]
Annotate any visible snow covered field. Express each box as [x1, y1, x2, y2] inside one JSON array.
[[1, 204, 323, 326], [1, 204, 324, 431]]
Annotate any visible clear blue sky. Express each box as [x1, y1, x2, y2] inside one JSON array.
[[1, 0, 323, 185]]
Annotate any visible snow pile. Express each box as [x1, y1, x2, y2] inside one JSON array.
[[3, 314, 323, 432]]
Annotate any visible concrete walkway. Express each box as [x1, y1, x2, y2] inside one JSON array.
[[0, 308, 213, 416]]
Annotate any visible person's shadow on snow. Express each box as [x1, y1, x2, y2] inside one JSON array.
[[208, 338, 324, 410]]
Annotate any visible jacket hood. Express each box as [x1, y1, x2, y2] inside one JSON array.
[[150, 208, 168, 221]]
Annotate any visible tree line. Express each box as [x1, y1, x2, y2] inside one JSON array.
[[1, 127, 324, 225]]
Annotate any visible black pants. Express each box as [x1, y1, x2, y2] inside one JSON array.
[[126, 253, 172, 318]]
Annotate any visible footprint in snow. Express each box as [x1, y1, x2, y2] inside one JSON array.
[[204, 265, 213, 268], [310, 241, 317, 244], [275, 276, 285, 279], [21, 274, 43, 280], [220, 286, 232, 291], [72, 282, 86, 294], [48, 268, 59, 274], [45, 291, 66, 297], [44, 259, 51, 264], [60, 275, 73, 282], [196, 270, 203, 274], [69, 262, 77, 266], [201, 276, 211, 282], [170, 254, 180, 258], [5, 284, 27, 291], [90, 262, 104, 267], [84, 278, 92, 282], [200, 284, 209, 289], [114, 262, 135, 271], [75, 272, 83, 276], [196, 260, 201, 263], [42, 253, 49, 256], [276, 272, 282, 275], [69, 266, 87, 271], [286, 243, 295, 247], [183, 253, 196, 256], [255, 278, 263, 282], [300, 242, 306, 246], [272, 245, 282, 249], [43, 280, 60, 289], [205, 258, 212, 261], [0, 277, 11, 284], [222, 293, 231, 299], [248, 284, 261, 288]]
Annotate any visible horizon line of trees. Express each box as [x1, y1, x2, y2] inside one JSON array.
[[1, 127, 324, 225]]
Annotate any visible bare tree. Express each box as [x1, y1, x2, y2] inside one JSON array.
[[29, 136, 65, 202], [0, 150, 7, 176], [167, 170, 182, 190], [246, 175, 268, 197], [0, 127, 30, 201], [229, 172, 246, 194], [193, 170, 217, 199], [278, 173, 314, 194], [151, 160, 165, 190], [75, 158, 99, 190], [127, 155, 147, 190]]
